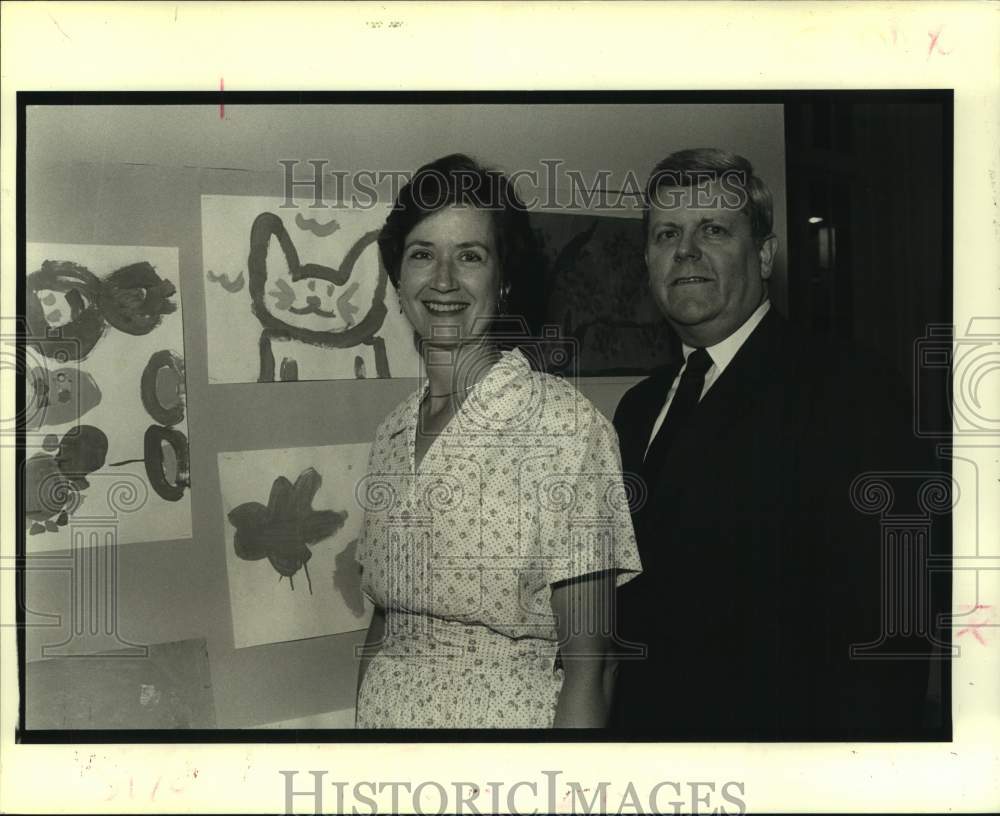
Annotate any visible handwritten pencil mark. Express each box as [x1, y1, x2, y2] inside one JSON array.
[[49, 15, 71, 40]]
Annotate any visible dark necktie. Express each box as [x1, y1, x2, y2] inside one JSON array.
[[642, 347, 713, 483]]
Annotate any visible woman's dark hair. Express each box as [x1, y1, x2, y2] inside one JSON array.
[[378, 153, 544, 336]]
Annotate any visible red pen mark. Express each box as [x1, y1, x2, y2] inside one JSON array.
[[150, 776, 161, 800], [219, 77, 225, 119], [927, 26, 951, 57], [956, 603, 993, 645]]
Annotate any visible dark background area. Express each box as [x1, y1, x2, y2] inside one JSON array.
[[785, 99, 950, 432], [784, 97, 952, 732]]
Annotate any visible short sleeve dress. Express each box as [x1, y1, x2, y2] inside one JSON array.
[[355, 348, 642, 728]]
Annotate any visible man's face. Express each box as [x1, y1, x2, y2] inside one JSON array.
[[645, 180, 776, 347]]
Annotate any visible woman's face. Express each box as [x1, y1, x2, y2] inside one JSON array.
[[398, 205, 500, 347]]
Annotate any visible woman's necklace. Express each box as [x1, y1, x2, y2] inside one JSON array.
[[427, 382, 478, 399]]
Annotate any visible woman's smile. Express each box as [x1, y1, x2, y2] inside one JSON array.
[[422, 300, 471, 314]]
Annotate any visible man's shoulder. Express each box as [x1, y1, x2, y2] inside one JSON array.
[[611, 364, 679, 432], [764, 323, 915, 442], [782, 325, 902, 388], [618, 364, 674, 402], [740, 311, 887, 383]]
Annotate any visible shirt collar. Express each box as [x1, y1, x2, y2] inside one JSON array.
[[682, 298, 771, 375], [387, 347, 533, 436]]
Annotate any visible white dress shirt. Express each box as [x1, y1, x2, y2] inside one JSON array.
[[645, 299, 771, 455]]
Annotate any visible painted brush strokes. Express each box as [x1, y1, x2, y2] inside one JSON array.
[[534, 211, 679, 376], [228, 467, 348, 595], [201, 195, 420, 383], [218, 444, 373, 648], [24, 243, 192, 552]]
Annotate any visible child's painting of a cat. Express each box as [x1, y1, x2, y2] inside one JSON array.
[[201, 195, 420, 384]]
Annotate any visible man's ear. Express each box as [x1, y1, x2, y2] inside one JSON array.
[[757, 234, 778, 280]]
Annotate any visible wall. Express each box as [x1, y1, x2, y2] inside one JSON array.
[[23, 102, 785, 728]]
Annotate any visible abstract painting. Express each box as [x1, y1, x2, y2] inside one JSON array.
[[218, 443, 373, 648], [201, 195, 421, 383], [24, 243, 192, 551], [532, 211, 678, 376]]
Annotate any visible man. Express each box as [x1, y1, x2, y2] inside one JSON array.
[[611, 148, 935, 739]]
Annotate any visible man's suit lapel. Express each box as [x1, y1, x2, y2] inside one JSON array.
[[642, 309, 786, 495], [618, 362, 682, 480], [694, 308, 785, 416]]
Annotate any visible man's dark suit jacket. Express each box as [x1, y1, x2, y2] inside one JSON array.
[[611, 308, 939, 739]]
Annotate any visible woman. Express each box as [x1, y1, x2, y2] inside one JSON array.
[[355, 154, 641, 728]]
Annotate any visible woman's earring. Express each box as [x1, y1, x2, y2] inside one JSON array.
[[498, 283, 510, 315]]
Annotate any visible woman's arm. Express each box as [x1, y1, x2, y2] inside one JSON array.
[[551, 570, 617, 728], [356, 605, 386, 701]]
